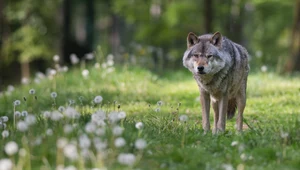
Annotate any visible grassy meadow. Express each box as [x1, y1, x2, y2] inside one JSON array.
[[0, 62, 300, 170]]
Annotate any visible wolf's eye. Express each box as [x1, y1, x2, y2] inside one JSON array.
[[207, 55, 213, 59], [193, 54, 200, 58]]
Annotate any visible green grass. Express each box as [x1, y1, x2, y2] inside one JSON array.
[[1, 65, 300, 170]]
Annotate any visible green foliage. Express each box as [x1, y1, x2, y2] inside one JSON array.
[[1, 65, 300, 169]]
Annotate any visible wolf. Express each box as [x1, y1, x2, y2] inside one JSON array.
[[182, 32, 249, 133]]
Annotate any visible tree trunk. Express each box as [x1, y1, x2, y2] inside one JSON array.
[[62, 0, 71, 62], [21, 61, 30, 80], [284, 0, 300, 72], [204, 0, 213, 33], [86, 0, 94, 52]]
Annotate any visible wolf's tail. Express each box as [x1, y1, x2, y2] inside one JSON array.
[[227, 98, 237, 119]]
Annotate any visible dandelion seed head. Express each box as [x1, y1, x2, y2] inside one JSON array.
[[95, 128, 105, 136], [179, 115, 188, 122], [64, 107, 80, 119], [94, 96, 103, 104], [107, 60, 114, 66], [43, 111, 51, 118], [51, 92, 57, 98], [94, 139, 107, 151], [21, 111, 28, 117], [114, 137, 126, 148], [58, 106, 65, 112], [135, 122, 144, 130], [108, 111, 120, 123], [19, 148, 27, 157], [63, 144, 78, 161], [135, 139, 147, 150], [85, 122, 97, 133], [25, 114, 36, 125], [64, 124, 74, 134], [46, 129, 53, 136], [57, 138, 68, 149], [112, 126, 124, 136], [79, 134, 91, 149], [82, 69, 89, 78], [64, 165, 77, 170], [33, 137, 42, 146], [17, 121, 28, 132], [118, 111, 126, 119], [85, 53, 94, 60], [29, 89, 36, 95], [4, 141, 18, 156], [51, 111, 63, 121], [222, 164, 234, 170], [157, 101, 163, 106], [261, 65, 268, 72], [53, 55, 60, 62], [70, 53, 79, 65], [2, 130, 9, 138], [155, 108, 160, 112], [14, 100, 21, 106], [94, 62, 100, 69], [7, 85, 15, 92], [0, 159, 13, 170], [21, 77, 30, 85], [14, 111, 21, 118], [231, 141, 239, 147], [1, 116, 8, 122], [117, 153, 136, 166]]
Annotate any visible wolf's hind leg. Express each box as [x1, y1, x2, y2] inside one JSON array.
[[212, 100, 219, 134], [236, 90, 246, 131]]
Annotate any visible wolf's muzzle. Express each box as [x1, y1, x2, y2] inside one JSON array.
[[197, 66, 206, 74]]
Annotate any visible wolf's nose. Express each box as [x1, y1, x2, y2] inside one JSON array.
[[197, 66, 204, 72]]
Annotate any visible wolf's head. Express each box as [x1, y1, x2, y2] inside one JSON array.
[[183, 32, 228, 75]]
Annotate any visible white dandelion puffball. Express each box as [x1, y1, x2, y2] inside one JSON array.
[[112, 126, 124, 136], [14, 111, 21, 118], [17, 121, 28, 132], [85, 53, 94, 60], [21, 111, 28, 117], [1, 116, 8, 122], [25, 114, 36, 125], [135, 139, 147, 150], [43, 111, 51, 118], [261, 65, 268, 72], [179, 115, 188, 122], [118, 111, 126, 119], [57, 138, 68, 149], [64, 124, 74, 134], [94, 96, 103, 104], [64, 107, 80, 119], [85, 122, 96, 133], [5, 141, 18, 156], [63, 144, 78, 161], [2, 130, 9, 138], [70, 53, 79, 65], [135, 122, 144, 130], [82, 69, 89, 78], [79, 134, 91, 149], [114, 137, 126, 148], [14, 100, 21, 106], [51, 111, 63, 121], [157, 100, 163, 106], [94, 139, 107, 151], [95, 128, 106, 136], [46, 129, 53, 136], [117, 153, 136, 166], [64, 165, 77, 170], [58, 106, 65, 112], [7, 85, 15, 92], [0, 159, 13, 170], [51, 92, 57, 98], [108, 112, 120, 123], [53, 55, 60, 62], [29, 89, 35, 95], [155, 108, 160, 112], [231, 141, 239, 147]]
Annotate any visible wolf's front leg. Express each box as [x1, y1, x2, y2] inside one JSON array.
[[200, 88, 210, 132], [212, 100, 219, 134], [217, 94, 228, 132]]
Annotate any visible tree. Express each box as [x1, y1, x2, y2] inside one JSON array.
[[285, 0, 300, 72]]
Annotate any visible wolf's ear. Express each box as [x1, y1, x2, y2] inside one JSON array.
[[187, 32, 198, 48], [211, 32, 222, 47]]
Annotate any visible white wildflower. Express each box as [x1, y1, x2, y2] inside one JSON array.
[[157, 101, 163, 106], [179, 115, 188, 122], [1, 116, 8, 122], [64, 107, 80, 119], [43, 111, 51, 118], [112, 126, 124, 136], [82, 69, 89, 78], [107, 54, 114, 61], [108, 111, 120, 123], [114, 137, 126, 148], [155, 108, 160, 112], [2, 130, 9, 138], [53, 55, 60, 62], [79, 134, 91, 149], [70, 53, 79, 65], [64, 124, 73, 134], [64, 165, 77, 170], [14, 111, 21, 118], [21, 111, 28, 117], [7, 85, 15, 92], [85, 122, 96, 133], [36, 72, 46, 79], [261, 65, 268, 72], [57, 138, 68, 149], [222, 164, 234, 170], [51, 111, 63, 121], [25, 114, 36, 125], [0, 159, 13, 170], [5, 141, 18, 156], [231, 141, 239, 147], [33, 137, 42, 146], [94, 96, 103, 104], [280, 131, 289, 138], [49, 69, 57, 76], [94, 139, 107, 151], [95, 128, 105, 136], [14, 100, 21, 106], [29, 89, 35, 95], [117, 153, 136, 166], [21, 77, 29, 85], [63, 144, 78, 161], [46, 129, 53, 136], [135, 139, 147, 150], [240, 153, 247, 161], [94, 62, 100, 69], [118, 111, 126, 119], [62, 66, 68, 72], [92, 110, 106, 122], [51, 92, 57, 98], [17, 121, 28, 132], [58, 106, 65, 112], [107, 60, 114, 66], [85, 53, 94, 60], [135, 122, 144, 130]]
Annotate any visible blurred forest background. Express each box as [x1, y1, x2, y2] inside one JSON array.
[[0, 0, 300, 90]]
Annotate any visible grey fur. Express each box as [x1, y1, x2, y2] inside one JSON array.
[[183, 32, 249, 133]]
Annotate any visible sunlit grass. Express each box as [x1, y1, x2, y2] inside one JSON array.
[[0, 63, 300, 170]]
